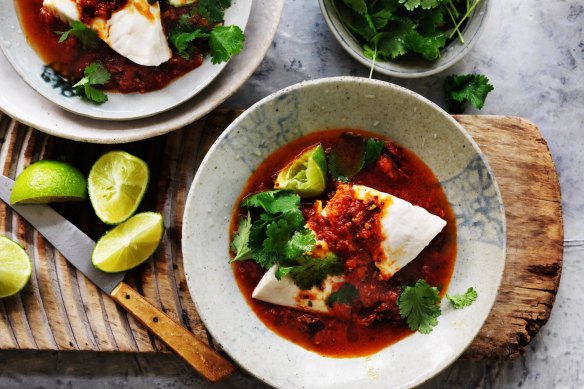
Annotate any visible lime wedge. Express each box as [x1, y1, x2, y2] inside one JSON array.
[[274, 144, 327, 198], [88, 151, 149, 225], [10, 160, 87, 204], [92, 212, 164, 273], [0, 236, 32, 298]]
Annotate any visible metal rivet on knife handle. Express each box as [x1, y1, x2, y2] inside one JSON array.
[[111, 281, 236, 382]]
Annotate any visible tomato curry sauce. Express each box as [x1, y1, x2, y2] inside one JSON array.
[[15, 0, 208, 93], [232, 129, 457, 357]]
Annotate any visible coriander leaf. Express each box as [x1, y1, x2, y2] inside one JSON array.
[[327, 283, 359, 306], [370, 8, 394, 30], [444, 73, 494, 114], [342, 0, 367, 14], [284, 228, 316, 260], [169, 29, 209, 59], [405, 30, 446, 61], [285, 254, 344, 290], [364, 138, 384, 167], [417, 7, 446, 34], [397, 279, 441, 334], [73, 62, 110, 104], [85, 62, 110, 85], [263, 219, 293, 253], [82, 85, 108, 104], [242, 190, 301, 214], [199, 0, 231, 24], [446, 287, 477, 309], [230, 212, 253, 261], [209, 25, 245, 64], [374, 20, 416, 60], [280, 209, 305, 230], [328, 133, 366, 180], [275, 265, 292, 280], [57, 21, 99, 49], [399, 0, 449, 11], [253, 250, 281, 269]]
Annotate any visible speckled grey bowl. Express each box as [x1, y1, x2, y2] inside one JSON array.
[[318, 0, 490, 78], [182, 77, 505, 389]]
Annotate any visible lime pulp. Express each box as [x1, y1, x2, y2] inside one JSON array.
[[274, 144, 327, 198], [92, 212, 164, 273], [0, 236, 32, 298], [88, 151, 149, 225]]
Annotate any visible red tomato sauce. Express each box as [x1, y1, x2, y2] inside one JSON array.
[[231, 129, 457, 357], [15, 0, 208, 93]]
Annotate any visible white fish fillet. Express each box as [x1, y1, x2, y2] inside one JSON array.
[[43, 0, 172, 66], [252, 184, 447, 313]]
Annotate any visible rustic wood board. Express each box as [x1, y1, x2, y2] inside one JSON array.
[[0, 111, 563, 360]]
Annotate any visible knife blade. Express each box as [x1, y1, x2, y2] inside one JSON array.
[[0, 177, 124, 294], [0, 175, 235, 382]]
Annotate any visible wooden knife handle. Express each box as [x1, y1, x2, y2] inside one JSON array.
[[111, 282, 235, 382]]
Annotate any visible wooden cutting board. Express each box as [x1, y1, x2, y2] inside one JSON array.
[[0, 111, 563, 360]]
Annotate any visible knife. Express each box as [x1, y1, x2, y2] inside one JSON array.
[[0, 175, 235, 382]]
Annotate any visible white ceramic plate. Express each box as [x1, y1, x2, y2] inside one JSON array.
[[0, 1, 283, 142], [182, 77, 506, 389], [0, 1, 252, 120], [318, 0, 490, 78]]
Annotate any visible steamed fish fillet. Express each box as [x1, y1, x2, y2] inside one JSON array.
[[252, 184, 446, 314], [43, 0, 172, 66]]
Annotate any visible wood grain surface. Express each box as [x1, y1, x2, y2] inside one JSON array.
[[0, 111, 563, 360]]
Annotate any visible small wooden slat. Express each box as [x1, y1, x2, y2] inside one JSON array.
[[0, 111, 562, 360]]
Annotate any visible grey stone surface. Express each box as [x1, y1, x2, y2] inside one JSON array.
[[1, 0, 582, 388]]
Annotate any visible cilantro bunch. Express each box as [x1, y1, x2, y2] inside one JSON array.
[[331, 0, 483, 64], [230, 190, 343, 290]]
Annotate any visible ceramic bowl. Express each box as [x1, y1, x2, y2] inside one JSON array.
[[0, 0, 251, 120], [182, 77, 505, 388], [318, 0, 490, 78]]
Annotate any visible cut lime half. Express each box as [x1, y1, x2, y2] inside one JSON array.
[[274, 144, 327, 198], [10, 160, 87, 204], [0, 236, 32, 298], [92, 212, 164, 273], [88, 151, 149, 225]]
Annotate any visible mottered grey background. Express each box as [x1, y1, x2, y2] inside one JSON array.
[[1, 0, 583, 388]]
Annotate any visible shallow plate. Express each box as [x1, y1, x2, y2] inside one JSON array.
[[0, 1, 283, 141], [0, 1, 252, 120], [318, 0, 490, 78], [182, 77, 506, 388]]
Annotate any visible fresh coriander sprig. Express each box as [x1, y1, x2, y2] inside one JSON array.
[[57, 21, 99, 49], [444, 73, 494, 113], [446, 287, 478, 308], [73, 63, 111, 104], [397, 279, 441, 334]]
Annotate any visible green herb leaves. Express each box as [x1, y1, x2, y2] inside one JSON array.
[[333, 0, 481, 63], [446, 287, 477, 309], [208, 25, 245, 64], [398, 280, 478, 333], [231, 190, 342, 290], [169, 29, 209, 58], [73, 63, 110, 104], [57, 21, 99, 49], [168, 1, 244, 64], [198, 0, 232, 24], [444, 73, 494, 113], [398, 279, 441, 334], [276, 254, 344, 290], [328, 134, 384, 180], [327, 283, 359, 306]]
